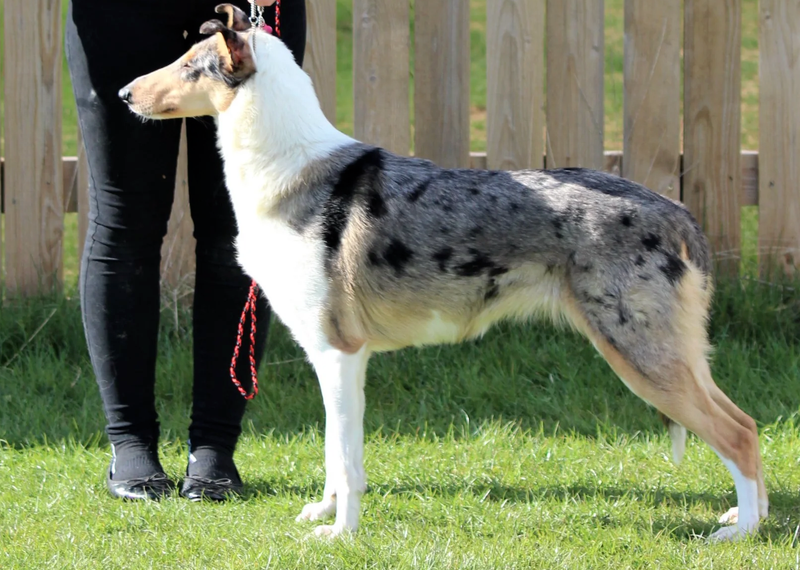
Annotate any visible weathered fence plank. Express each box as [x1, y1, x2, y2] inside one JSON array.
[[623, 0, 680, 200], [414, 0, 470, 168], [487, 0, 545, 170], [160, 122, 196, 293], [546, 0, 604, 169], [758, 0, 800, 277], [304, 0, 337, 123], [3, 0, 64, 295], [684, 0, 741, 275], [353, 0, 410, 155]]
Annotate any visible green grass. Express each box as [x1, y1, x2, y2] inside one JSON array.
[[1, 279, 800, 568]]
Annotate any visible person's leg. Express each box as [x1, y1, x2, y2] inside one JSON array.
[[67, 0, 185, 496], [177, 1, 305, 499], [266, 0, 307, 67]]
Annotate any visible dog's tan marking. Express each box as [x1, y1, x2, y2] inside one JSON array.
[[680, 241, 690, 261], [214, 32, 235, 72]]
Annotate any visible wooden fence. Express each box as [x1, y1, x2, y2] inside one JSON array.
[[1, 0, 799, 297]]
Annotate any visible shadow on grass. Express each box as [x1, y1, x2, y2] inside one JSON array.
[[239, 476, 800, 543]]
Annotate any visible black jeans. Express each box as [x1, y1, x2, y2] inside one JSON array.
[[66, 0, 306, 453]]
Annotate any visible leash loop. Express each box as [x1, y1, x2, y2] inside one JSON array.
[[230, 280, 260, 400]]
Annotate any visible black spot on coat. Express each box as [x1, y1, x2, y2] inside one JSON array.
[[408, 176, 434, 202], [367, 249, 382, 266], [660, 253, 686, 285], [484, 279, 500, 302], [642, 233, 661, 251], [456, 249, 496, 277], [383, 240, 414, 275], [432, 247, 453, 272], [321, 148, 383, 254], [366, 189, 386, 219]]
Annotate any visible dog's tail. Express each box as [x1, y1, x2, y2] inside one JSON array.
[[660, 412, 687, 465]]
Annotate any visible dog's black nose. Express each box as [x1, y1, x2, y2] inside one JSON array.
[[118, 87, 132, 104]]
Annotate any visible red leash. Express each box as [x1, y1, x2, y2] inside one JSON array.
[[230, 280, 260, 400], [230, 1, 281, 400]]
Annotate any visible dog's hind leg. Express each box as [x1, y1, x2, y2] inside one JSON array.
[[562, 282, 763, 541], [695, 360, 768, 522], [296, 345, 370, 537]]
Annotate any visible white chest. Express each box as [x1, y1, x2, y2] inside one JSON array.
[[235, 217, 329, 352]]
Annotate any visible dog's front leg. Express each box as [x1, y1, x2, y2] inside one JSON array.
[[297, 345, 369, 538]]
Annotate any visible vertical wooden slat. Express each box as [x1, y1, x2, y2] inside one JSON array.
[[486, 0, 545, 170], [683, 0, 741, 275], [622, 0, 680, 200], [77, 130, 89, 266], [160, 122, 196, 292], [3, 0, 64, 295], [758, 1, 800, 277], [353, 0, 410, 155], [545, 0, 604, 170], [304, 0, 337, 123], [414, 0, 470, 168]]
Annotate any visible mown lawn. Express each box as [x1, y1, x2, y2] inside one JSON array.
[[1, 279, 800, 568], [2, 1, 799, 569]]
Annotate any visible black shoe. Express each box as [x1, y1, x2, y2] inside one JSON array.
[[180, 445, 243, 501], [106, 470, 175, 500], [180, 475, 243, 502]]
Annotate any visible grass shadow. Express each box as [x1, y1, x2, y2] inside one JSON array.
[[239, 476, 800, 543]]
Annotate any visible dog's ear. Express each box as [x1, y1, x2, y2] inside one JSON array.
[[206, 28, 253, 74], [214, 3, 251, 32], [199, 19, 228, 35]]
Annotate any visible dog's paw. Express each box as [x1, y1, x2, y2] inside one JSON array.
[[759, 498, 769, 519], [708, 524, 756, 542], [296, 499, 336, 522], [718, 507, 739, 525], [313, 523, 350, 539]]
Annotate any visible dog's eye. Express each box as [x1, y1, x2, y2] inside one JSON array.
[[181, 62, 192, 70]]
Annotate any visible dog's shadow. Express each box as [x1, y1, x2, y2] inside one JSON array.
[[240, 477, 799, 542]]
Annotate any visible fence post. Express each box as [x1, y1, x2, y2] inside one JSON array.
[[414, 0, 470, 168], [623, 0, 680, 200], [758, 0, 800, 278], [545, 0, 604, 170], [304, 0, 337, 123], [3, 0, 64, 295], [684, 0, 741, 276], [486, 0, 545, 170], [353, 0, 410, 155]]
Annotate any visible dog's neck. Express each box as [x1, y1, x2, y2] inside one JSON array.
[[215, 33, 353, 221]]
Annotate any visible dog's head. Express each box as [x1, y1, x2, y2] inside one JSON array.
[[119, 4, 258, 119]]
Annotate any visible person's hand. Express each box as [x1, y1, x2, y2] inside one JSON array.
[[250, 0, 278, 6]]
